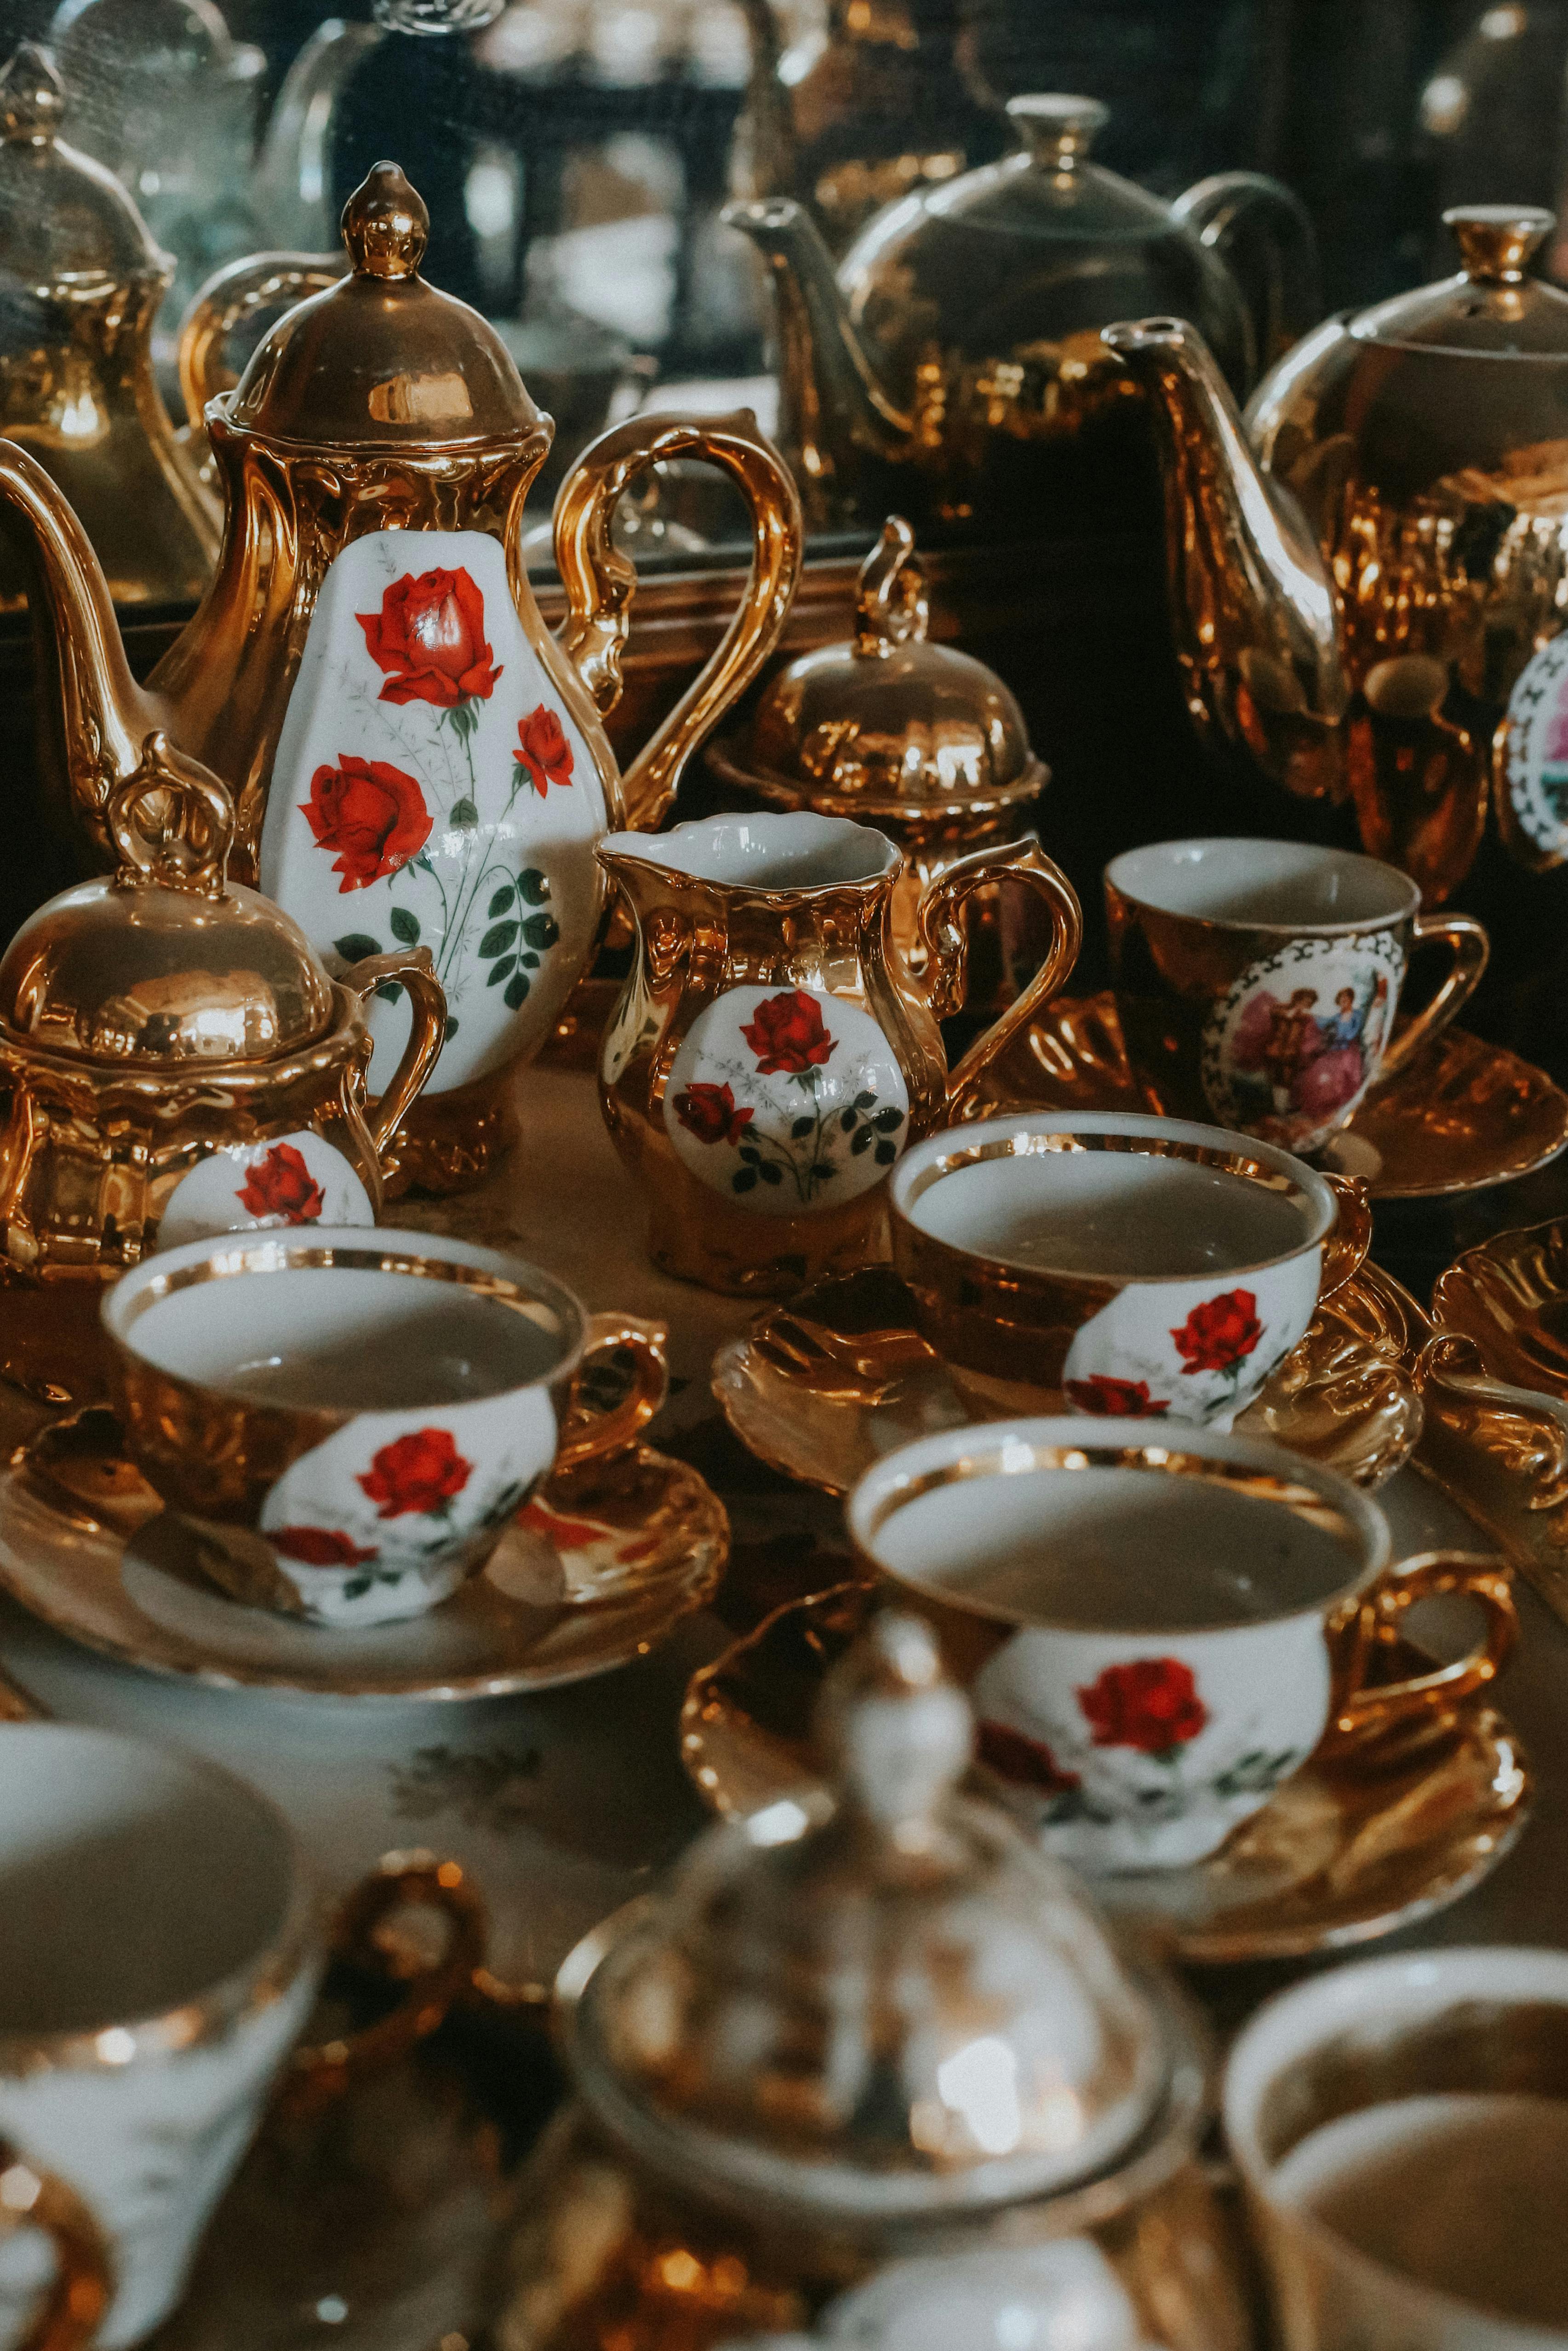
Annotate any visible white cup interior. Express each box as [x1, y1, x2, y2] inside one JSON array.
[[0, 1726, 296, 2036], [603, 812, 898, 890], [1108, 838, 1417, 930]]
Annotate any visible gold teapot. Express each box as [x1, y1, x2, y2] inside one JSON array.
[[723, 92, 1319, 535], [493, 1614, 1248, 2351], [0, 159, 802, 1191], [0, 41, 217, 612], [1106, 206, 1568, 904], [0, 731, 445, 1402]]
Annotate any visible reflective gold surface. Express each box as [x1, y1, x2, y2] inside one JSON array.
[[1110, 207, 1568, 898], [713, 1260, 1423, 1494], [0, 2133, 111, 2351], [680, 1582, 1530, 1965], [0, 43, 217, 613], [953, 990, 1568, 1199]]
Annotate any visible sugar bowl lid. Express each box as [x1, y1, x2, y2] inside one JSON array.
[[0, 42, 170, 289], [0, 733, 337, 1066], [225, 159, 544, 448], [714, 519, 1046, 825], [562, 1613, 1173, 2228]]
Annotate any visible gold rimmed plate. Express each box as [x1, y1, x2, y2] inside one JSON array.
[[712, 1263, 1424, 1496], [954, 993, 1568, 1200], [0, 1413, 728, 1699], [681, 1584, 1531, 1965]]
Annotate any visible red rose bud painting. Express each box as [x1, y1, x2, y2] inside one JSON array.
[[234, 1142, 326, 1225], [514, 704, 575, 795], [1077, 1657, 1209, 1757], [357, 1427, 474, 1519], [300, 756, 432, 893], [357, 567, 503, 708]]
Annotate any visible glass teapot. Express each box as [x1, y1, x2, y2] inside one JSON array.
[[0, 160, 803, 1192]]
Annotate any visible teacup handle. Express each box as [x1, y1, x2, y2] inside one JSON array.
[[1321, 1549, 1517, 1754], [0, 2139, 111, 2351], [556, 1312, 670, 1471], [282, 1851, 488, 2118], [1319, 1170, 1372, 1300], [917, 839, 1084, 1113], [340, 950, 449, 1177], [1373, 914, 1489, 1087]]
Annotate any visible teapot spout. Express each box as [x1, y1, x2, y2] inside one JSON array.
[[722, 196, 910, 530], [1102, 317, 1348, 802], [0, 438, 162, 860]]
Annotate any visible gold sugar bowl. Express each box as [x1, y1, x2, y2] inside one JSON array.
[[0, 732, 445, 1401], [706, 515, 1049, 993], [494, 1613, 1248, 2351]]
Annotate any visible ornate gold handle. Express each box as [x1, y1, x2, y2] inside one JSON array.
[[918, 839, 1084, 1113], [1322, 1548, 1517, 1753], [551, 409, 803, 829], [555, 1311, 670, 1471], [1374, 913, 1490, 1086], [282, 1852, 487, 2118], [107, 730, 235, 902], [1319, 1170, 1371, 1300], [0, 2139, 111, 2351], [177, 251, 344, 430], [340, 949, 448, 1173]]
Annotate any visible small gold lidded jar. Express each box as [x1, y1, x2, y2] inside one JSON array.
[[494, 1614, 1248, 2351], [706, 515, 1050, 993], [0, 732, 445, 1400]]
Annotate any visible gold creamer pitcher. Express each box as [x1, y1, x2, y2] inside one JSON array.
[[0, 160, 802, 1190]]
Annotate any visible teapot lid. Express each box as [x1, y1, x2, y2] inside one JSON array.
[[721, 519, 1045, 825], [0, 734, 338, 1068], [1352, 206, 1568, 355], [886, 93, 1176, 246], [0, 41, 171, 287], [562, 1613, 1172, 2228], [224, 160, 545, 447]]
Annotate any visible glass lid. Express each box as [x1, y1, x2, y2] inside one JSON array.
[[0, 40, 170, 288], [563, 1612, 1171, 2228]]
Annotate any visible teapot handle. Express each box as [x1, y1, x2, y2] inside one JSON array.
[[340, 949, 448, 1176], [917, 838, 1083, 1115], [550, 409, 804, 830], [1171, 172, 1322, 382], [177, 251, 346, 431], [0, 2140, 110, 2351], [107, 730, 235, 901]]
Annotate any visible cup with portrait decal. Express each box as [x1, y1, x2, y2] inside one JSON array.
[[1105, 838, 1488, 1158], [101, 1228, 667, 1628], [889, 1111, 1362, 1429], [846, 1419, 1516, 1870]]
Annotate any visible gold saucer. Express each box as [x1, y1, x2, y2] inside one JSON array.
[[681, 1584, 1531, 1965], [0, 1413, 728, 1699], [712, 1264, 1424, 1496], [953, 993, 1568, 1200]]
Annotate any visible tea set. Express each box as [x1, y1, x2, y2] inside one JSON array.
[[1, 92, 1568, 2351]]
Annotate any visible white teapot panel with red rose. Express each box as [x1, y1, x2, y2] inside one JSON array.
[[663, 985, 910, 1215], [259, 528, 604, 1096]]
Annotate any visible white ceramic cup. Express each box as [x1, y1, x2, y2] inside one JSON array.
[[1225, 1947, 1568, 2351], [847, 1419, 1515, 1870], [0, 1725, 320, 2350]]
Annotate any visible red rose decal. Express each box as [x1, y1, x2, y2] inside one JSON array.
[[673, 1081, 754, 1146], [1077, 1659, 1208, 1756], [515, 704, 575, 794], [235, 1142, 325, 1226], [300, 756, 432, 894], [272, 1527, 379, 1567], [1172, 1288, 1264, 1376], [741, 990, 836, 1076], [977, 1719, 1082, 1796], [1064, 1375, 1170, 1418], [356, 567, 502, 707], [357, 1428, 473, 1519]]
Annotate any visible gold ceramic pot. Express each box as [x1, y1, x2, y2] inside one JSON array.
[[0, 159, 802, 1193], [0, 41, 217, 613], [0, 732, 444, 1402]]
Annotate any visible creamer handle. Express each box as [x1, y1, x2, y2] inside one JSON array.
[[920, 840, 1084, 1115], [0, 2139, 111, 2351]]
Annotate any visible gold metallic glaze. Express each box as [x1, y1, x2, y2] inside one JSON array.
[[680, 1581, 1529, 1965], [598, 829, 1080, 1295], [176, 252, 344, 447], [0, 2136, 110, 2351]]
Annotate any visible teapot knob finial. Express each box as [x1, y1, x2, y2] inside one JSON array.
[[1007, 92, 1109, 175], [815, 1611, 973, 1837], [855, 515, 929, 654], [0, 42, 65, 145], [341, 160, 429, 281], [1444, 204, 1555, 284]]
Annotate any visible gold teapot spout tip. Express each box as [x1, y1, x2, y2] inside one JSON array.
[[0, 42, 65, 144], [341, 160, 430, 281]]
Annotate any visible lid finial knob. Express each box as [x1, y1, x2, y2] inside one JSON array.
[[1445, 203, 1555, 284], [0, 43, 65, 146], [854, 515, 930, 655], [341, 160, 429, 281], [814, 1611, 973, 1836], [1007, 93, 1109, 175]]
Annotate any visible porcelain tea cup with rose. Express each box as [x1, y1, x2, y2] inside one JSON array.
[[846, 1419, 1516, 1869], [100, 1228, 668, 1628], [889, 1110, 1362, 1428]]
